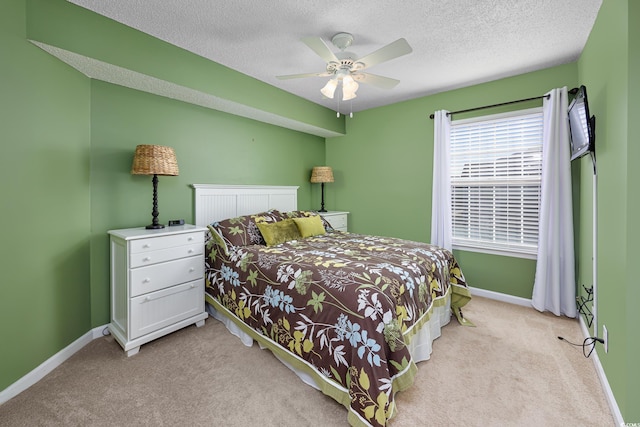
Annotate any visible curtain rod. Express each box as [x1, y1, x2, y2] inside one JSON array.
[[429, 93, 554, 120]]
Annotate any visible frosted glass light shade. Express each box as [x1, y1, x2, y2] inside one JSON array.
[[342, 88, 357, 101], [342, 75, 359, 101], [320, 79, 338, 98]]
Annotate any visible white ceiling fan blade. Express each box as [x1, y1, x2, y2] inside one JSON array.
[[276, 72, 332, 80], [301, 37, 340, 64], [356, 38, 412, 70], [353, 72, 400, 90]]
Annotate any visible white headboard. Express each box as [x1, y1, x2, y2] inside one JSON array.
[[192, 184, 299, 226]]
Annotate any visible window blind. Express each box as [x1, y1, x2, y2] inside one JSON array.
[[450, 108, 543, 258]]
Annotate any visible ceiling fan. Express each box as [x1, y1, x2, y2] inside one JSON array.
[[276, 32, 412, 102]]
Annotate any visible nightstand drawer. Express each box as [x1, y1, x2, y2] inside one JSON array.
[[129, 243, 203, 268], [130, 279, 204, 339], [130, 232, 204, 254], [130, 256, 204, 297], [325, 215, 347, 231]]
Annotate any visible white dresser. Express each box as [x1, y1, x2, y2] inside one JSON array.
[[318, 211, 349, 232], [108, 224, 208, 356]]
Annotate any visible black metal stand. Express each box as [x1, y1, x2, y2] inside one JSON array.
[[146, 174, 164, 229], [318, 182, 327, 212], [576, 284, 593, 328]]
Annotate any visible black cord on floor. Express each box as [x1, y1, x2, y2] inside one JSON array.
[[558, 336, 603, 358]]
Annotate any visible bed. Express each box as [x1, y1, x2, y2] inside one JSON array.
[[193, 184, 471, 427]]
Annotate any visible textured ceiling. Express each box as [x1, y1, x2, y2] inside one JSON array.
[[68, 0, 602, 115]]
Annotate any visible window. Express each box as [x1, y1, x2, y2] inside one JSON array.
[[450, 108, 543, 258]]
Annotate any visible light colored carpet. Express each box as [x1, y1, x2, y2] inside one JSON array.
[[0, 296, 614, 426]]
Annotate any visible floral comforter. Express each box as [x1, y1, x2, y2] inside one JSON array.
[[205, 231, 470, 427]]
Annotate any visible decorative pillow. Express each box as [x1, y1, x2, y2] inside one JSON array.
[[209, 210, 283, 247], [207, 225, 229, 256], [281, 210, 334, 232], [281, 210, 315, 218], [293, 216, 326, 238], [257, 218, 302, 247]]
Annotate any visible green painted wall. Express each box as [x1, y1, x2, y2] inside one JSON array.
[[626, 1, 640, 421], [3, 0, 637, 421], [326, 63, 578, 299], [577, 0, 639, 421], [0, 0, 326, 392], [0, 0, 91, 390], [25, 0, 343, 137], [89, 81, 325, 325]]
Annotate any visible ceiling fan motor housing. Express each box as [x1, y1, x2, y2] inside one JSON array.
[[331, 32, 353, 50]]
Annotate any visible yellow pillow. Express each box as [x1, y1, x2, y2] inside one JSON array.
[[257, 219, 302, 246], [293, 216, 326, 238]]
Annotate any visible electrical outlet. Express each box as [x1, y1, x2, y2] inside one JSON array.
[[603, 325, 608, 353]]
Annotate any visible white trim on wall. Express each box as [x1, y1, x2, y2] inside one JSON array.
[[0, 325, 109, 405], [578, 316, 624, 426], [469, 286, 533, 308], [1, 290, 623, 425], [472, 286, 622, 425]]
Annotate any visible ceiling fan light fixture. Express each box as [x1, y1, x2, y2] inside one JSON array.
[[341, 75, 359, 101], [277, 34, 412, 107], [342, 90, 357, 101], [342, 75, 357, 89], [320, 79, 338, 98]]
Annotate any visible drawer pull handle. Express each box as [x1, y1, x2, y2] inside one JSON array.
[[188, 249, 194, 254], [190, 284, 196, 289], [189, 267, 195, 273], [143, 244, 151, 249], [143, 278, 151, 283], [187, 237, 193, 241], [144, 296, 151, 302], [143, 257, 151, 262]]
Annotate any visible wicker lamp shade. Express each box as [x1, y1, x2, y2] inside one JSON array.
[[310, 166, 334, 212], [131, 145, 179, 176], [131, 145, 179, 229], [310, 166, 334, 183]]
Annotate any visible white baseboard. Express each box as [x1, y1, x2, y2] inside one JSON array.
[[1, 295, 625, 426], [469, 286, 533, 308], [472, 286, 623, 425], [0, 324, 109, 405], [578, 316, 624, 426]]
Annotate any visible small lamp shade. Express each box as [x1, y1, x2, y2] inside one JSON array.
[[341, 75, 359, 101], [131, 145, 179, 176], [310, 166, 334, 212], [320, 79, 338, 99], [310, 166, 334, 183], [131, 145, 179, 229]]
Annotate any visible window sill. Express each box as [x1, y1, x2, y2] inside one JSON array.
[[452, 243, 537, 260]]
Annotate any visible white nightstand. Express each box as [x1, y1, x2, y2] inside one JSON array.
[[108, 224, 208, 356], [318, 211, 349, 232]]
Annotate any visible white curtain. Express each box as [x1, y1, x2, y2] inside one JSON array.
[[430, 110, 452, 251], [532, 87, 577, 317]]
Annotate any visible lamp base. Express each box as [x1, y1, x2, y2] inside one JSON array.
[[318, 182, 328, 213], [145, 174, 164, 230]]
